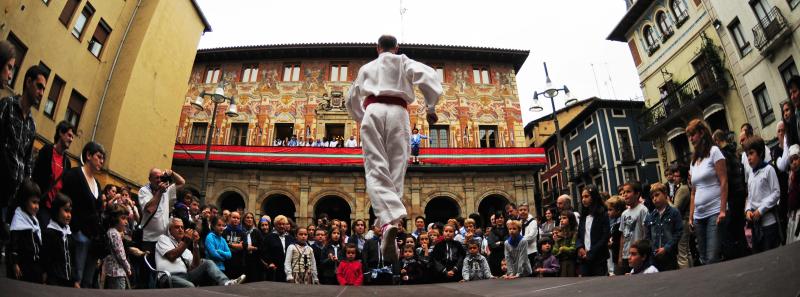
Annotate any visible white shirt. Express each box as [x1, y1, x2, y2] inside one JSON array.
[[583, 214, 594, 252], [521, 215, 539, 255], [691, 146, 726, 220], [346, 52, 443, 122], [631, 265, 659, 274], [746, 163, 780, 227], [139, 184, 176, 242], [156, 234, 193, 274], [345, 139, 357, 147]]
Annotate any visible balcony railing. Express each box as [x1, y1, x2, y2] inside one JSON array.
[[752, 6, 791, 55], [569, 155, 602, 181], [638, 65, 728, 139], [675, 10, 689, 28]]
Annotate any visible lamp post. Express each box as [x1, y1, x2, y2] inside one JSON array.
[[191, 83, 239, 205], [530, 62, 576, 214]]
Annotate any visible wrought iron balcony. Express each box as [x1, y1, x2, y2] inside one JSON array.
[[752, 6, 792, 56], [675, 10, 689, 28], [638, 65, 728, 140], [568, 155, 602, 181]]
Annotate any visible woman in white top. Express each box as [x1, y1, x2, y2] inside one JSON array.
[[687, 119, 727, 265]]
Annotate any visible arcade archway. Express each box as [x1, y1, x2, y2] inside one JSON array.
[[218, 191, 246, 212], [314, 195, 352, 226], [261, 194, 297, 222], [478, 194, 509, 228], [424, 196, 460, 225]]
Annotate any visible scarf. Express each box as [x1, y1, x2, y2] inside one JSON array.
[[10, 207, 41, 241], [752, 160, 770, 173], [47, 220, 72, 242], [507, 233, 522, 247]]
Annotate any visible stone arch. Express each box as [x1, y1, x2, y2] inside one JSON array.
[[423, 195, 462, 225], [218, 191, 246, 212], [475, 189, 514, 210], [256, 188, 300, 210], [476, 193, 511, 229], [212, 186, 248, 208], [309, 190, 355, 216], [312, 195, 352, 226], [259, 189, 299, 223], [421, 191, 465, 212]]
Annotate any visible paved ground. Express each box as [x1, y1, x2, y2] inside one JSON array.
[[1, 242, 799, 296]]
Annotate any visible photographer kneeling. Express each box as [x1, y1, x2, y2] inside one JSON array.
[[156, 218, 246, 287]]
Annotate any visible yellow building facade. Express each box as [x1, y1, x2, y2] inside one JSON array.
[[609, 0, 748, 170], [1, 0, 210, 186]]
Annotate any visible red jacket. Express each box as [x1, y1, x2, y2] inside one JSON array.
[[336, 260, 363, 286]]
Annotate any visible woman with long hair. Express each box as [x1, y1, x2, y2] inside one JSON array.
[[687, 119, 727, 265], [575, 185, 610, 276]]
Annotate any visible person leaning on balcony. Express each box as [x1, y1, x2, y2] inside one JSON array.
[[687, 119, 726, 265]]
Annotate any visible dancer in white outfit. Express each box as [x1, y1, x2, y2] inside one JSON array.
[[346, 35, 442, 262]]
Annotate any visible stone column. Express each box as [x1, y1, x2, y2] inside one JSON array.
[[409, 173, 422, 220], [463, 173, 476, 215], [299, 175, 310, 227], [248, 173, 259, 213]]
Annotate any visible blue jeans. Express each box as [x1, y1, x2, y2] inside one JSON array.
[[694, 215, 721, 265], [169, 259, 230, 287], [73, 231, 98, 288]]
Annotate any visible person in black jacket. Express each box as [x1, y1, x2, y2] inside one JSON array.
[[263, 215, 295, 282], [712, 130, 750, 260], [320, 227, 345, 285], [576, 185, 610, 276], [486, 212, 507, 276], [41, 193, 76, 287], [241, 212, 264, 283], [362, 230, 395, 285], [32, 121, 73, 227], [8, 180, 43, 283], [60, 141, 104, 288], [430, 224, 466, 282]]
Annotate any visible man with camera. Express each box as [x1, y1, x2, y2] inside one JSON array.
[[138, 168, 185, 288], [156, 218, 245, 287]]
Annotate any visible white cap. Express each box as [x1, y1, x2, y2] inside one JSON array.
[[789, 144, 800, 157]]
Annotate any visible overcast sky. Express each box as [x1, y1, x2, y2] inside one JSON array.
[[195, 0, 643, 124]]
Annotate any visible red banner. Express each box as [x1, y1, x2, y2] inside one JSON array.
[[173, 144, 546, 166]]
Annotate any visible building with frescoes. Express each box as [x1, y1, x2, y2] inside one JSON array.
[[172, 43, 545, 227]]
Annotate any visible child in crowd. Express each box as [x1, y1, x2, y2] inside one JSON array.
[[553, 211, 577, 277], [461, 239, 493, 282], [223, 211, 245, 279], [503, 220, 531, 279], [321, 227, 345, 285], [456, 218, 481, 245], [645, 183, 683, 271], [102, 204, 132, 289], [618, 182, 648, 275], [9, 180, 43, 283], [337, 243, 363, 286], [416, 232, 432, 263], [42, 194, 76, 287], [431, 224, 466, 282], [285, 227, 318, 284], [628, 240, 658, 274], [399, 244, 425, 284], [533, 237, 560, 277], [205, 216, 233, 273], [743, 136, 781, 253], [606, 196, 625, 275]]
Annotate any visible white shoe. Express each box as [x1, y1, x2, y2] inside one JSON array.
[[381, 224, 398, 263], [225, 274, 246, 286]]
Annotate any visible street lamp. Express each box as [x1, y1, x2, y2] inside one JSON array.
[[191, 82, 239, 205], [530, 62, 576, 212]]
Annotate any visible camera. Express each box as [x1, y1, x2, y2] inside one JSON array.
[[160, 173, 174, 184]]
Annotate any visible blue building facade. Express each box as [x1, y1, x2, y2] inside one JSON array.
[[555, 99, 660, 198]]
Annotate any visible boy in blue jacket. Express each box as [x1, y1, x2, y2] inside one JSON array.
[[205, 216, 232, 272]]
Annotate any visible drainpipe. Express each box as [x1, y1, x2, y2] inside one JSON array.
[[91, 0, 143, 140]]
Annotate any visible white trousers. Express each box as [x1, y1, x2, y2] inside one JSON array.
[[360, 103, 410, 227]]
